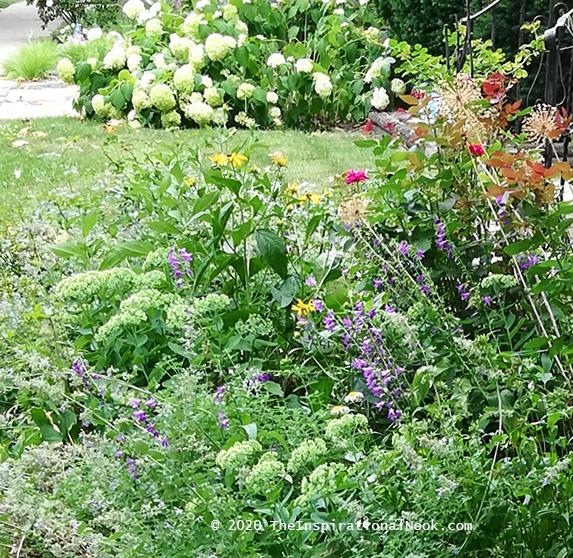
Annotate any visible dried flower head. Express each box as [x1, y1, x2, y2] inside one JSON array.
[[523, 104, 570, 143], [439, 75, 482, 120], [338, 195, 369, 227]]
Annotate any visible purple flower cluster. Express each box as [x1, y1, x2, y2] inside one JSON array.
[[336, 301, 404, 423], [518, 254, 539, 270], [435, 220, 452, 259], [214, 385, 229, 429], [168, 247, 193, 288], [456, 283, 472, 302], [130, 397, 168, 447]]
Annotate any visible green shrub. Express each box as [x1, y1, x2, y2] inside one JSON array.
[[2, 39, 60, 80]]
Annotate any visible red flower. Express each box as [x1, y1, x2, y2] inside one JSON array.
[[467, 143, 486, 157], [361, 119, 374, 134], [346, 169, 369, 184]]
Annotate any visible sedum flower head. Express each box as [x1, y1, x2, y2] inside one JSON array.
[[216, 440, 262, 469], [300, 464, 339, 498], [480, 273, 518, 291], [150, 83, 176, 112], [287, 438, 327, 474], [56, 268, 137, 302], [246, 454, 286, 494], [57, 58, 75, 84], [325, 413, 369, 443]]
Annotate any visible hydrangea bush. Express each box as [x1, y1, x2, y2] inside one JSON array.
[[57, 0, 402, 129]]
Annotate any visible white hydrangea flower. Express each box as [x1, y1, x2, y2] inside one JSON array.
[[103, 46, 127, 70], [190, 92, 203, 102], [237, 82, 255, 100], [86, 27, 102, 41], [390, 78, 406, 95], [132, 89, 151, 112], [212, 107, 228, 126], [152, 52, 167, 69], [204, 87, 222, 107], [86, 57, 98, 70], [236, 21, 248, 35], [123, 0, 144, 19], [235, 110, 256, 128], [91, 94, 106, 115], [170, 34, 194, 60], [127, 109, 137, 121], [185, 100, 214, 125], [222, 3, 238, 20], [196, 0, 210, 8], [371, 86, 390, 110], [139, 71, 156, 89], [201, 75, 213, 88], [205, 33, 236, 61], [57, 58, 75, 84], [237, 33, 247, 47], [174, 64, 195, 94], [161, 110, 182, 128], [334, 8, 343, 14], [267, 52, 286, 68], [127, 53, 142, 72], [126, 45, 142, 56], [150, 83, 176, 112], [213, 10, 222, 18], [295, 58, 313, 73], [363, 26, 380, 43], [266, 91, 278, 104], [314, 77, 333, 98], [189, 44, 206, 70], [365, 56, 395, 83], [145, 18, 162, 35], [137, 9, 152, 22], [269, 106, 281, 118]]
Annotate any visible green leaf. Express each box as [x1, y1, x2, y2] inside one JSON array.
[[241, 422, 258, 440], [82, 211, 98, 237], [147, 220, 181, 235], [271, 274, 300, 307], [255, 228, 288, 278], [117, 240, 155, 257], [51, 242, 86, 260]]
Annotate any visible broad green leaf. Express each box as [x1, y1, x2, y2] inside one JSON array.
[[255, 228, 288, 278]]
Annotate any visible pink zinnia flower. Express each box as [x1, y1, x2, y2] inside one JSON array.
[[346, 169, 369, 185], [467, 143, 486, 156]]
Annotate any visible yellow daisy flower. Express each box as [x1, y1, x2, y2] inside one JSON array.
[[184, 177, 197, 187], [270, 151, 288, 167], [210, 152, 230, 166], [291, 299, 316, 316], [228, 152, 248, 167]]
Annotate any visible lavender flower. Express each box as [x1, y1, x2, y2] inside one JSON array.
[[305, 275, 317, 287]]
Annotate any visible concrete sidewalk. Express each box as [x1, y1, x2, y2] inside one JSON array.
[[0, 2, 59, 66], [0, 3, 77, 119]]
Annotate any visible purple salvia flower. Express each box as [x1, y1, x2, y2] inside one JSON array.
[[133, 410, 147, 423], [397, 241, 408, 256], [323, 310, 336, 331], [128, 398, 141, 408], [313, 298, 325, 312], [145, 398, 157, 408]]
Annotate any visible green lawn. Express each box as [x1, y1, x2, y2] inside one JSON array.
[[0, 0, 21, 9], [0, 117, 375, 225]]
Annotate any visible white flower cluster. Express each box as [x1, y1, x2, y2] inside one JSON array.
[[205, 33, 236, 61]]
